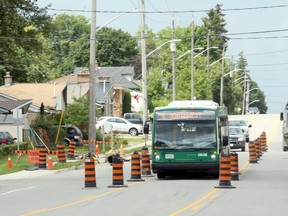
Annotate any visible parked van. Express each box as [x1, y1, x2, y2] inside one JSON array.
[[123, 113, 143, 125]]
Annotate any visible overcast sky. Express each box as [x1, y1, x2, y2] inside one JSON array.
[[38, 0, 288, 114]]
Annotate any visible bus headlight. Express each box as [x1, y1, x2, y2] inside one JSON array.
[[211, 154, 216, 160], [155, 155, 160, 161]]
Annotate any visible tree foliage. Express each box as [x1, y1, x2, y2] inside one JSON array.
[[0, 3, 267, 114], [0, 0, 53, 84], [97, 27, 138, 67]]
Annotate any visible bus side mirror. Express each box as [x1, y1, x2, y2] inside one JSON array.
[[144, 121, 149, 134], [280, 112, 283, 121], [223, 136, 229, 146]]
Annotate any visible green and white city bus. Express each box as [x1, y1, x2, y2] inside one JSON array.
[[151, 100, 229, 179]]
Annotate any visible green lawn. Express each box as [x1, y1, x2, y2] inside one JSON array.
[[0, 140, 146, 175]]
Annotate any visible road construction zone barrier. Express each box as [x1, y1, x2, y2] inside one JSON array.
[[57, 144, 66, 163], [215, 154, 235, 189], [230, 152, 240, 181], [37, 146, 47, 169], [255, 138, 262, 159], [108, 156, 127, 188], [141, 147, 154, 177], [84, 157, 97, 188], [67, 141, 76, 159], [80, 140, 113, 145], [47, 150, 57, 155], [14, 150, 28, 154], [260, 131, 268, 152], [128, 152, 145, 182], [7, 155, 12, 169], [249, 141, 258, 163]]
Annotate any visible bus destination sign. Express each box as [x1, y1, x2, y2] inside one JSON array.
[[155, 110, 215, 120]]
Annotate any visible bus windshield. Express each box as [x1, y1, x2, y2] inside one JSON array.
[[154, 120, 216, 150]]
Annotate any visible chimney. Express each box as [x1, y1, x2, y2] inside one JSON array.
[[4, 72, 12, 87], [77, 69, 90, 83]]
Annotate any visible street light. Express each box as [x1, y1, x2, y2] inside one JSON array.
[[243, 87, 259, 114], [194, 47, 218, 59], [220, 68, 241, 107], [249, 100, 259, 106], [146, 39, 181, 58], [209, 56, 231, 67], [175, 47, 203, 61]]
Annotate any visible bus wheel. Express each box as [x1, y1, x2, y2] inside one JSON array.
[[157, 172, 166, 179]]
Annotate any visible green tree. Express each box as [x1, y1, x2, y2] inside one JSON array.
[[64, 95, 91, 139], [0, 0, 53, 84], [122, 92, 132, 114], [97, 27, 138, 66], [198, 4, 229, 61], [50, 14, 90, 74]]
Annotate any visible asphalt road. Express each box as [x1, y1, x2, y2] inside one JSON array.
[[0, 114, 286, 216]]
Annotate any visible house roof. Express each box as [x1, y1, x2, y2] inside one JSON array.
[[0, 83, 66, 107], [98, 67, 140, 90], [0, 99, 32, 114]]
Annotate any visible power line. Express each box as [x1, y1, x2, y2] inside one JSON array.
[[226, 28, 288, 36], [43, 4, 288, 14]]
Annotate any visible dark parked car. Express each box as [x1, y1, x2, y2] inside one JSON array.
[[0, 131, 16, 145], [50, 125, 83, 145]]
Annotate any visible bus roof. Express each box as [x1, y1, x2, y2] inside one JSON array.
[[167, 100, 219, 109]]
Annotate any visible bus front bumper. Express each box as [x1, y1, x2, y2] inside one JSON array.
[[152, 162, 219, 173]]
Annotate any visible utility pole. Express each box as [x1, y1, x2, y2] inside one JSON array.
[[141, 0, 147, 123], [245, 81, 250, 114], [141, 0, 148, 148], [88, 0, 96, 154], [191, 20, 195, 100], [242, 72, 247, 115], [207, 32, 210, 74], [220, 46, 225, 106], [171, 18, 176, 101]]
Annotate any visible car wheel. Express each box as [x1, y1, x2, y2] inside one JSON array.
[[129, 128, 138, 136]]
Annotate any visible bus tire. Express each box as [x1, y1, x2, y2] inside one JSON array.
[[157, 172, 166, 179]]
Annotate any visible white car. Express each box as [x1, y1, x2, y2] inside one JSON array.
[[229, 119, 252, 142], [96, 116, 143, 136]]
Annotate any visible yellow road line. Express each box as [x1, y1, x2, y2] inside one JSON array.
[[21, 183, 140, 216], [169, 188, 219, 216]]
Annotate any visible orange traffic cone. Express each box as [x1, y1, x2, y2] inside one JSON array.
[[7, 155, 12, 169], [95, 144, 99, 155], [47, 156, 53, 169], [119, 144, 124, 156]]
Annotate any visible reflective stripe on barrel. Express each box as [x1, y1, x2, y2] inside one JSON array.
[[215, 155, 235, 188], [57, 144, 66, 163], [37, 146, 47, 169], [85, 157, 96, 188], [128, 152, 145, 182], [249, 141, 258, 163], [108, 156, 127, 188]]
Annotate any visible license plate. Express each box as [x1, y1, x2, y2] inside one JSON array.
[[165, 154, 174, 159]]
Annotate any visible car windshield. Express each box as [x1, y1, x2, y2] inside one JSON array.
[[249, 107, 258, 112], [229, 120, 246, 127], [154, 120, 216, 150], [229, 128, 243, 135]]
